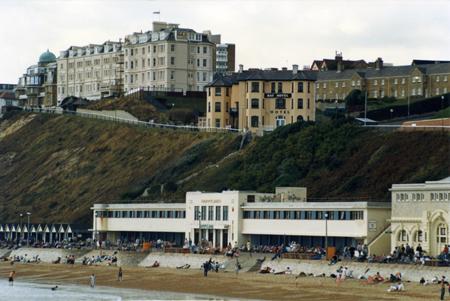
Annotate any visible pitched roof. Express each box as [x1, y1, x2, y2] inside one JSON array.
[[0, 91, 16, 100], [412, 59, 450, 65], [316, 63, 450, 81], [207, 69, 318, 87]]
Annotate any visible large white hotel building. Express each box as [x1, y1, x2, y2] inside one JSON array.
[[93, 178, 450, 256], [92, 187, 391, 254]]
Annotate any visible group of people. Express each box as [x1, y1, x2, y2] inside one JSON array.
[[8, 254, 41, 263], [81, 254, 118, 266], [202, 258, 221, 276]]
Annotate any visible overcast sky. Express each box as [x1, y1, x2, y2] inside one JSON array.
[[1, 0, 449, 83]]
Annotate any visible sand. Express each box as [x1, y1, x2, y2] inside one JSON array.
[[0, 262, 443, 300]]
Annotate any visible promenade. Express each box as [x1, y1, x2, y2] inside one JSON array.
[[0, 260, 442, 301]]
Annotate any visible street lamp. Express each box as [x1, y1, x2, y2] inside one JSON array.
[[390, 108, 394, 120], [197, 211, 202, 244], [19, 213, 23, 244], [26, 212, 31, 247], [335, 100, 339, 119], [324, 212, 329, 259], [94, 211, 98, 248]]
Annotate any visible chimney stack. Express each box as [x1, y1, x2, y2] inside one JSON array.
[[335, 51, 343, 73], [375, 57, 383, 70], [292, 64, 298, 74], [238, 64, 243, 73]]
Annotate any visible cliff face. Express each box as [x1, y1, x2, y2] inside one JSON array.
[[173, 121, 450, 201], [0, 113, 449, 228], [0, 113, 239, 227]]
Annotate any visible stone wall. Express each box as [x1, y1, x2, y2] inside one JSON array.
[[264, 258, 449, 282]]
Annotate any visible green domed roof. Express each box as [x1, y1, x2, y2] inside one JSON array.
[[38, 50, 56, 64]]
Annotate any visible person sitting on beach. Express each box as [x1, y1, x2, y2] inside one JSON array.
[[148, 260, 159, 268], [259, 266, 272, 274], [52, 257, 61, 264], [176, 264, 191, 269], [367, 272, 384, 284], [51, 285, 58, 291], [387, 282, 404, 292], [419, 277, 431, 285], [329, 255, 338, 265], [389, 272, 402, 282]]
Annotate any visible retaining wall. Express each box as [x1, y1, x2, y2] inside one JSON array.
[[264, 259, 450, 282]]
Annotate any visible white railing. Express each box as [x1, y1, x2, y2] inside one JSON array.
[[363, 124, 450, 129], [23, 107, 242, 134]]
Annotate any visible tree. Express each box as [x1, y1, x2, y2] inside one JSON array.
[[345, 89, 364, 113]]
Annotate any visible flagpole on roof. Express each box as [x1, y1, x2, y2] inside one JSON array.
[[153, 11, 161, 22]]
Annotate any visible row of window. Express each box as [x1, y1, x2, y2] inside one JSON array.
[[396, 192, 450, 202], [194, 206, 229, 221], [126, 44, 171, 56], [318, 75, 449, 89], [397, 225, 449, 244], [248, 81, 311, 94], [249, 98, 311, 110], [243, 210, 364, 220], [95, 210, 186, 219], [125, 71, 210, 85], [64, 57, 119, 69], [124, 57, 208, 70], [249, 115, 306, 127], [207, 98, 311, 114]]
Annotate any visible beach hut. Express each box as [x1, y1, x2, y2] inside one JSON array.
[[51, 225, 57, 243], [36, 224, 43, 241], [30, 225, 36, 242], [58, 224, 65, 242], [23, 225, 28, 239], [5, 224, 11, 241], [66, 225, 73, 240], [11, 225, 17, 241], [43, 225, 50, 243]]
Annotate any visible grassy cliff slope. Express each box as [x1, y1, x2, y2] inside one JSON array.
[[173, 121, 450, 201], [0, 113, 239, 227], [0, 113, 448, 227]]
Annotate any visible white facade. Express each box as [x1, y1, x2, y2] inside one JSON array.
[[390, 177, 450, 256], [123, 22, 216, 93], [93, 187, 390, 252], [57, 41, 123, 104]]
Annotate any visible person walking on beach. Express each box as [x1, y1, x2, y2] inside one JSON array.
[[8, 270, 15, 286], [235, 258, 241, 275], [117, 267, 123, 281], [203, 261, 210, 277], [441, 276, 446, 300], [89, 273, 96, 288]]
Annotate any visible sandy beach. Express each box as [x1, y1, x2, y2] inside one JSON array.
[[0, 261, 444, 300]]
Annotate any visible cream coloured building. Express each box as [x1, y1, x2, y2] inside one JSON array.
[[390, 177, 450, 257], [56, 41, 123, 104], [123, 22, 217, 93], [92, 187, 391, 254], [206, 65, 316, 135]]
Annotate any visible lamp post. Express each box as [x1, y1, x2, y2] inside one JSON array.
[[19, 213, 23, 244], [390, 108, 394, 120], [324, 212, 329, 259], [26, 212, 31, 247], [94, 211, 98, 248], [335, 100, 338, 119], [197, 211, 202, 244], [364, 90, 368, 126]]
